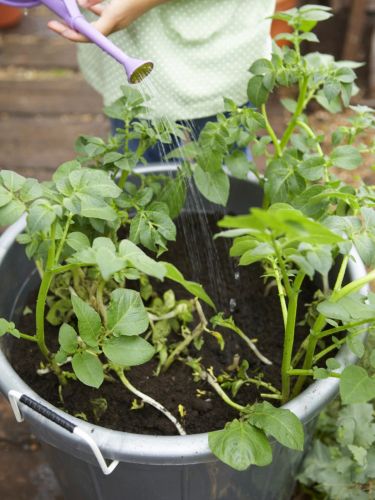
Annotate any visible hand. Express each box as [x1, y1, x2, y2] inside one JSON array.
[[47, 0, 162, 43]]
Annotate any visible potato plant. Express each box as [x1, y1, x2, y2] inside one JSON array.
[[180, 4, 375, 470], [0, 3, 374, 474]]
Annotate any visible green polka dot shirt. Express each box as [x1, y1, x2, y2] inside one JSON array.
[[77, 0, 276, 121]]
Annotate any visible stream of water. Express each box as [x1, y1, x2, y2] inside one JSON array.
[[138, 78, 239, 310]]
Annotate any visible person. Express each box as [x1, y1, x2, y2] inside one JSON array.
[[48, 0, 276, 162]]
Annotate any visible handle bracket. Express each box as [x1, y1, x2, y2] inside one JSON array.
[[8, 390, 119, 475]]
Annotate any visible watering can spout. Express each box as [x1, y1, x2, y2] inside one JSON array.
[[0, 0, 153, 83], [70, 15, 153, 83]]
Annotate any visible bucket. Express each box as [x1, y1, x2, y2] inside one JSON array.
[[0, 166, 366, 500]]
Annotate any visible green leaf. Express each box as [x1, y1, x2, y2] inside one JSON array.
[[78, 194, 118, 221], [249, 58, 273, 76], [157, 175, 186, 219], [58, 324, 78, 354], [354, 233, 375, 267], [119, 239, 166, 280], [219, 205, 343, 246], [326, 358, 340, 370], [107, 289, 149, 336], [52, 160, 81, 182], [336, 67, 356, 83], [27, 203, 56, 233], [72, 352, 104, 388], [318, 294, 374, 322], [146, 207, 176, 241], [193, 166, 229, 206], [71, 294, 101, 347], [346, 334, 365, 358], [298, 157, 325, 181], [54, 349, 67, 364], [370, 351, 375, 369], [0, 318, 20, 338], [102, 336, 154, 366], [247, 75, 269, 108], [330, 146, 362, 170], [324, 81, 341, 102], [299, 5, 333, 22], [0, 199, 25, 226], [0, 186, 12, 208], [69, 169, 121, 199], [162, 262, 215, 309], [66, 232, 91, 252], [19, 179, 43, 203], [95, 246, 125, 281], [281, 98, 297, 113], [225, 151, 250, 180], [340, 366, 375, 404], [208, 420, 272, 471], [245, 402, 304, 451], [0, 171, 25, 192], [338, 403, 375, 448]]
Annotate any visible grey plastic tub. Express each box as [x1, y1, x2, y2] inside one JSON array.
[[0, 167, 367, 500]]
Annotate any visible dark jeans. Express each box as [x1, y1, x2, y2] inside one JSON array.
[[110, 115, 218, 164]]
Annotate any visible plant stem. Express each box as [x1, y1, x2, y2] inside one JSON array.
[[292, 255, 359, 397], [291, 314, 325, 398], [35, 224, 66, 383], [234, 327, 273, 365], [293, 267, 375, 393], [115, 366, 186, 435], [54, 213, 73, 265], [118, 118, 130, 189], [280, 76, 309, 151], [271, 259, 288, 328], [35, 223, 56, 360], [287, 369, 313, 376], [287, 368, 340, 379], [19, 333, 38, 342], [331, 269, 375, 302], [261, 104, 282, 157], [243, 377, 281, 395], [96, 280, 107, 327], [260, 393, 282, 400], [202, 370, 245, 412], [313, 326, 369, 364], [163, 318, 207, 372], [281, 271, 305, 404], [272, 239, 292, 297], [291, 337, 308, 368], [296, 120, 324, 157], [318, 318, 375, 339], [333, 255, 349, 292]]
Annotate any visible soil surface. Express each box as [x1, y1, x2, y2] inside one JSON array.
[[8, 213, 316, 436]]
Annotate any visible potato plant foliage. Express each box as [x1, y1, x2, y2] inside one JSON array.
[[298, 401, 375, 499], [0, 4, 374, 474]]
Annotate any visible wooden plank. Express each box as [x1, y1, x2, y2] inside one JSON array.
[[0, 78, 103, 115], [342, 0, 367, 60], [370, 25, 375, 98], [0, 115, 109, 177], [0, 36, 78, 69]]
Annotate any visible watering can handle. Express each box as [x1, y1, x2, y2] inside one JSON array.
[[8, 390, 119, 475]]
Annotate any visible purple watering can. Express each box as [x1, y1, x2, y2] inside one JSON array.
[[0, 0, 153, 83]]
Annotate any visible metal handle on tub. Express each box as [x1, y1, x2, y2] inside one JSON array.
[[8, 390, 119, 475]]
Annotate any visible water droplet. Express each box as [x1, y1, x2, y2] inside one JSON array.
[[234, 271, 240, 280], [229, 298, 237, 313]]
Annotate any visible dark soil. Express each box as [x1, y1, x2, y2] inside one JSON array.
[[8, 213, 317, 436]]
